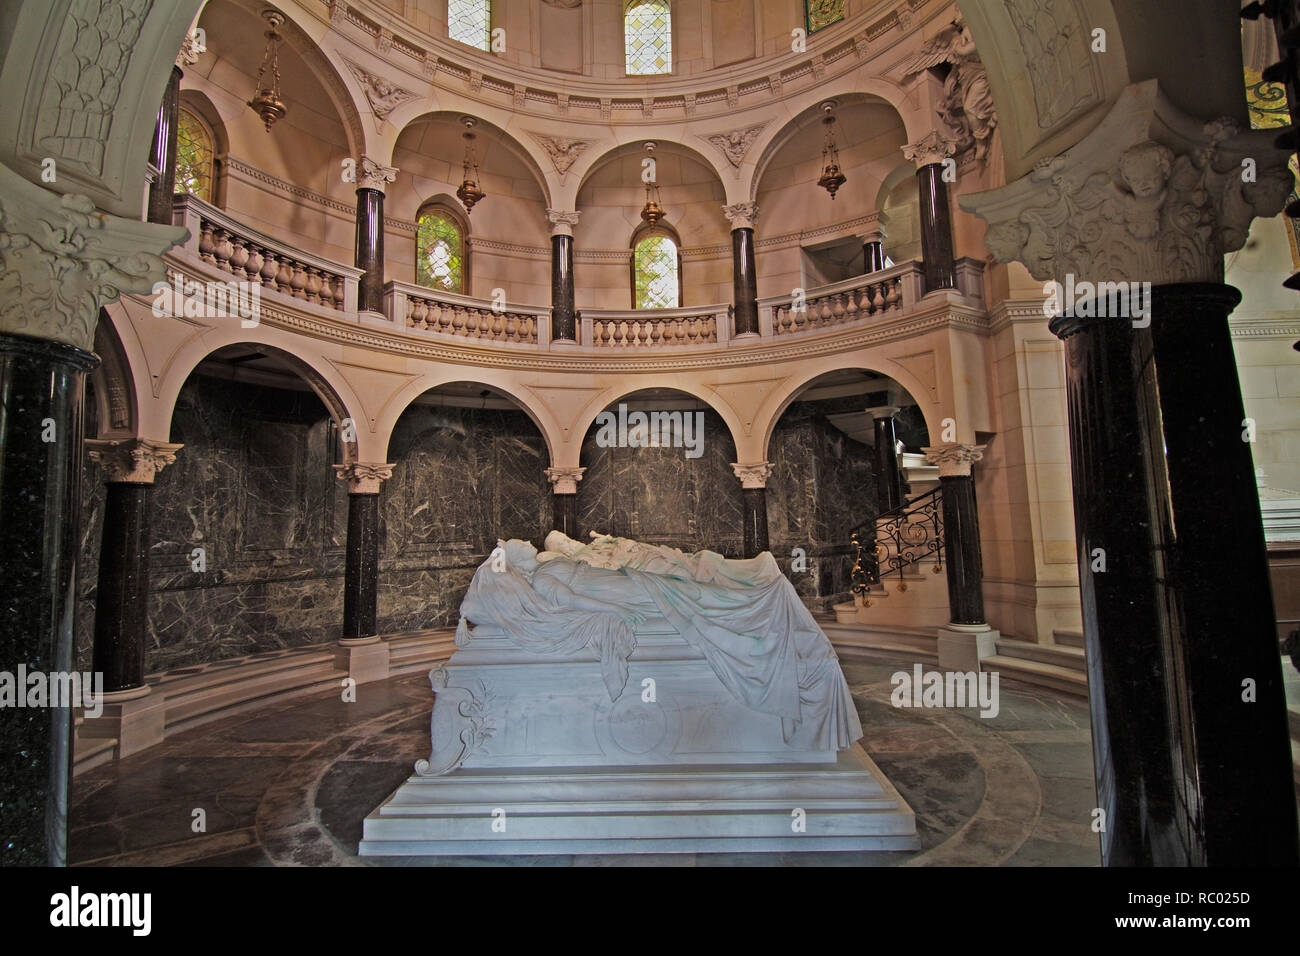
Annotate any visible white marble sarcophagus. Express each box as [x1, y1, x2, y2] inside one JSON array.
[[360, 533, 917, 856]]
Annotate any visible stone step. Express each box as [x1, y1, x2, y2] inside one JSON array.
[[360, 744, 918, 855], [822, 622, 940, 660], [994, 637, 1086, 672], [1054, 629, 1085, 649], [981, 654, 1088, 696]]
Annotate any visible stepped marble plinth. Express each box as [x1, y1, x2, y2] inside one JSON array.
[[360, 620, 918, 855]]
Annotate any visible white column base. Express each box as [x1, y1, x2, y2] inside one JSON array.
[[936, 625, 999, 672], [335, 636, 391, 685], [80, 690, 167, 758]]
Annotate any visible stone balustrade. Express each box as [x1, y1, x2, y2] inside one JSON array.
[[161, 203, 973, 358], [172, 195, 362, 313], [384, 281, 549, 345], [761, 261, 925, 337], [580, 305, 729, 348]]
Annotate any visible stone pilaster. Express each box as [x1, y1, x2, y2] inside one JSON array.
[[961, 79, 1300, 866], [731, 461, 772, 557], [547, 209, 580, 344], [0, 161, 185, 866], [902, 132, 958, 294], [333, 462, 394, 683], [355, 158, 397, 314], [723, 203, 759, 338], [546, 465, 585, 538]]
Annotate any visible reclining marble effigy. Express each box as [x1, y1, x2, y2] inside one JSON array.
[[360, 531, 918, 855]]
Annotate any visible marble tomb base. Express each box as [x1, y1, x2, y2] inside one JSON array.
[[360, 621, 918, 855]]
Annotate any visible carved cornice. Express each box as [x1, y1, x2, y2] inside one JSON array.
[[86, 438, 184, 484], [722, 202, 759, 231], [0, 163, 187, 351], [334, 461, 395, 493], [923, 443, 985, 478], [961, 81, 1294, 287], [1228, 316, 1300, 339], [902, 131, 958, 169], [545, 465, 586, 494], [706, 123, 768, 170], [343, 57, 420, 129], [731, 461, 774, 489], [357, 156, 399, 192]]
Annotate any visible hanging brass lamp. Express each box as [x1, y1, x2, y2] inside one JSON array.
[[248, 9, 288, 132], [456, 116, 486, 214], [640, 142, 665, 225], [817, 101, 847, 200]]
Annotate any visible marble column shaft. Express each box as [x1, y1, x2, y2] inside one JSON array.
[[0, 332, 98, 866], [342, 492, 381, 639], [147, 65, 182, 226], [546, 466, 585, 538], [871, 409, 903, 514], [916, 164, 956, 294], [551, 234, 576, 341], [93, 483, 153, 692], [354, 188, 385, 314], [937, 474, 984, 626], [732, 462, 772, 558], [863, 239, 885, 274], [731, 227, 759, 337], [1052, 284, 1299, 866]]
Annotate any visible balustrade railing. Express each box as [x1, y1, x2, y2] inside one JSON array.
[[172, 195, 361, 312], [850, 487, 944, 605], [384, 281, 549, 345], [762, 260, 925, 337], [581, 304, 729, 348]]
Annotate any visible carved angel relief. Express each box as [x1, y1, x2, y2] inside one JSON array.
[[343, 59, 419, 128], [707, 124, 768, 169], [530, 134, 593, 177], [903, 18, 997, 166]]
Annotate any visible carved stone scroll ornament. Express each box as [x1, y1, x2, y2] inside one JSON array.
[[545, 465, 586, 495], [901, 131, 958, 170], [334, 462, 395, 494], [415, 666, 497, 776], [722, 202, 759, 231], [0, 163, 187, 352], [922, 443, 985, 478], [731, 461, 774, 489], [707, 123, 769, 169], [961, 81, 1294, 288]]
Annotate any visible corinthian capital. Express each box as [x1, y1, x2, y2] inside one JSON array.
[[902, 132, 958, 169], [0, 163, 186, 352], [960, 80, 1293, 287], [545, 465, 586, 494], [546, 209, 581, 237], [922, 443, 985, 478], [357, 157, 398, 192], [334, 462, 395, 493], [86, 439, 184, 484], [722, 202, 759, 231], [730, 461, 773, 489]]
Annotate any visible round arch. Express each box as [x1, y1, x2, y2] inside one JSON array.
[[571, 380, 747, 464], [89, 311, 139, 440], [377, 373, 560, 464], [569, 138, 729, 208], [757, 358, 944, 463]]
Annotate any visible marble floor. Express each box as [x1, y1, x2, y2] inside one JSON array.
[[68, 655, 1115, 866]]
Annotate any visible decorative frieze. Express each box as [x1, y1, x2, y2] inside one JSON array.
[[86, 438, 183, 484], [961, 81, 1294, 287], [334, 462, 395, 494]]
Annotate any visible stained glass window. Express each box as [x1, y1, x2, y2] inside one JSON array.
[[416, 208, 465, 293], [634, 234, 678, 308], [625, 0, 671, 76], [806, 0, 844, 34], [449, 0, 491, 51], [175, 108, 214, 202]]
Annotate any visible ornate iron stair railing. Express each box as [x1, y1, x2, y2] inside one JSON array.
[[850, 487, 944, 606]]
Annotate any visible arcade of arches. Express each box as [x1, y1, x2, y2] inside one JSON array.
[[0, 0, 1298, 869]]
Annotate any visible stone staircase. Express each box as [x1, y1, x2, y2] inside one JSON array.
[[980, 629, 1088, 696]]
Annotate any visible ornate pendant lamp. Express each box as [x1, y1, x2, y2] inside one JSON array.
[[456, 116, 486, 214], [817, 101, 847, 200], [640, 142, 666, 225], [248, 8, 288, 132]]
